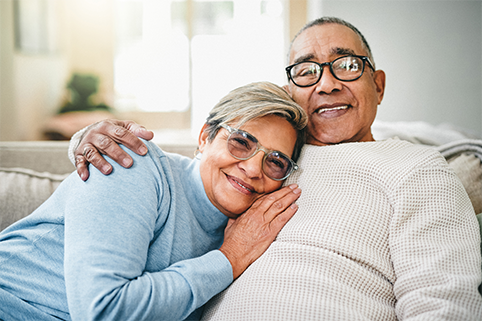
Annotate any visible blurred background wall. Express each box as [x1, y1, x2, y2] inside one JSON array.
[[315, 0, 482, 138], [0, 0, 480, 142]]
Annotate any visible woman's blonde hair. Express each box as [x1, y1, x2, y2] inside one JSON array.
[[204, 81, 307, 162]]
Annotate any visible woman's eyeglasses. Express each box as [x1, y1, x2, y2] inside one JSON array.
[[221, 124, 298, 181]]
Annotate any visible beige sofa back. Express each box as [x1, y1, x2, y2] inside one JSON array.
[[0, 141, 197, 231]]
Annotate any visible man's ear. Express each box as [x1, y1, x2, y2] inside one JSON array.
[[198, 123, 210, 153], [283, 84, 292, 97], [373, 70, 386, 105]]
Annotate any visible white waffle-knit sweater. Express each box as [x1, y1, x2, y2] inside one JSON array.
[[202, 139, 482, 320]]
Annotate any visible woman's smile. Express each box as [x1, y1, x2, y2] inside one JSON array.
[[227, 174, 256, 195], [198, 114, 298, 218]]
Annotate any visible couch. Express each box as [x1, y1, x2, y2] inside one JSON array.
[[0, 140, 197, 231], [1, 121, 482, 233]]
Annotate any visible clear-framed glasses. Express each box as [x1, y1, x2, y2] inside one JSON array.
[[220, 124, 298, 181], [285, 55, 375, 87]]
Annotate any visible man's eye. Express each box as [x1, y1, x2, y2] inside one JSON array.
[[295, 65, 318, 77], [300, 68, 315, 76], [336, 59, 359, 71]]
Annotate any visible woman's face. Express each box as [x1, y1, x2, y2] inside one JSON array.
[[199, 114, 298, 218]]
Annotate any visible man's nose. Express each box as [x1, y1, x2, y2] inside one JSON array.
[[238, 151, 264, 179], [315, 66, 343, 94]]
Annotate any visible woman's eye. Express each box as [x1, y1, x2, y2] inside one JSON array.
[[267, 157, 286, 170], [232, 137, 251, 150]]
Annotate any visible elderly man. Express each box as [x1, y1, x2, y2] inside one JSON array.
[[70, 17, 482, 320]]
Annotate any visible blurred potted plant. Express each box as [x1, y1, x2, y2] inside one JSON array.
[[58, 73, 113, 114], [43, 73, 115, 140]]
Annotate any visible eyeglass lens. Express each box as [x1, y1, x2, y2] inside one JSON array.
[[227, 130, 293, 180], [290, 56, 365, 86]]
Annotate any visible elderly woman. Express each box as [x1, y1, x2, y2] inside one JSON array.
[[0, 82, 307, 320]]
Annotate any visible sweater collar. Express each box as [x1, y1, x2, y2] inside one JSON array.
[[185, 158, 228, 234]]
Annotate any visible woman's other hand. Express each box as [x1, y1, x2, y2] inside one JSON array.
[[75, 119, 154, 181], [219, 184, 301, 279]]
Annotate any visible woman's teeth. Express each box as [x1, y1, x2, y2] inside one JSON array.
[[235, 180, 252, 192], [317, 105, 348, 114]]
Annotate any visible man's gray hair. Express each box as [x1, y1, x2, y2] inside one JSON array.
[[204, 81, 307, 162], [288, 17, 375, 68]]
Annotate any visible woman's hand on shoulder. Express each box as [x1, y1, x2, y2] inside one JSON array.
[[219, 184, 301, 279], [75, 119, 154, 181]]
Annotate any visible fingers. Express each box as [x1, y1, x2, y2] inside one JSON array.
[[82, 143, 114, 174], [75, 155, 90, 181], [73, 119, 153, 179], [124, 120, 155, 141], [249, 184, 301, 221], [100, 120, 150, 156], [219, 184, 301, 279]]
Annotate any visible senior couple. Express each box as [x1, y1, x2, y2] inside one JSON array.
[[0, 17, 481, 320]]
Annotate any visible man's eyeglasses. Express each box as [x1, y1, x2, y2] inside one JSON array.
[[221, 124, 298, 181], [285, 55, 375, 88]]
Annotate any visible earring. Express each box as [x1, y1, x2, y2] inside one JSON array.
[[194, 148, 202, 160]]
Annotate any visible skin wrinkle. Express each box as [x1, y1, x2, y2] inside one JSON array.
[[294, 47, 357, 65], [287, 24, 385, 146]]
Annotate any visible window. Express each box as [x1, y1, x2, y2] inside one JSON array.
[[114, 0, 287, 136]]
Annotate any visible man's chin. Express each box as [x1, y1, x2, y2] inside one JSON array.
[[307, 132, 346, 146]]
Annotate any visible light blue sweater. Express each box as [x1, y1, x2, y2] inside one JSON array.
[[0, 141, 232, 321]]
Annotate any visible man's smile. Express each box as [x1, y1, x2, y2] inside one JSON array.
[[316, 105, 349, 114]]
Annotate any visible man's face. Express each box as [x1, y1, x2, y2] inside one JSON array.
[[287, 23, 386, 146]]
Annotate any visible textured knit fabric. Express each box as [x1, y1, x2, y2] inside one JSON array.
[[0, 141, 232, 321], [202, 139, 482, 320]]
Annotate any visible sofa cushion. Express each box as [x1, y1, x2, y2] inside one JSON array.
[[446, 153, 482, 215], [0, 167, 69, 231]]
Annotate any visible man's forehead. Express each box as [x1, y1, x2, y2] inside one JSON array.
[[289, 24, 365, 63]]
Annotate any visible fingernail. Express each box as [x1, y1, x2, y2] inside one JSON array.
[[290, 203, 298, 209], [102, 165, 111, 173], [139, 146, 148, 154], [122, 158, 132, 167], [288, 184, 298, 189], [293, 188, 301, 194]]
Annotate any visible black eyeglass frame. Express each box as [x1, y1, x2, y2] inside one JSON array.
[[285, 55, 375, 88], [220, 124, 299, 181]]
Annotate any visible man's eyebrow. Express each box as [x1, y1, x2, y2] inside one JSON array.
[[293, 53, 315, 64], [331, 47, 356, 56], [292, 48, 358, 65]]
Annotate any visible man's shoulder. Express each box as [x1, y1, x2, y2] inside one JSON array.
[[302, 138, 442, 160], [298, 139, 447, 175]]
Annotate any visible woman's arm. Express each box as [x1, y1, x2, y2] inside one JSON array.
[[64, 145, 229, 320], [63, 142, 301, 320]]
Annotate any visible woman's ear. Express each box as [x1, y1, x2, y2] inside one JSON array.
[[198, 123, 210, 153]]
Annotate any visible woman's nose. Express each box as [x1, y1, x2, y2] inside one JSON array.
[[238, 151, 264, 179]]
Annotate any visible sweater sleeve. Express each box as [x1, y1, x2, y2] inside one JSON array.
[[389, 158, 482, 320], [63, 146, 232, 321], [67, 125, 90, 165]]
